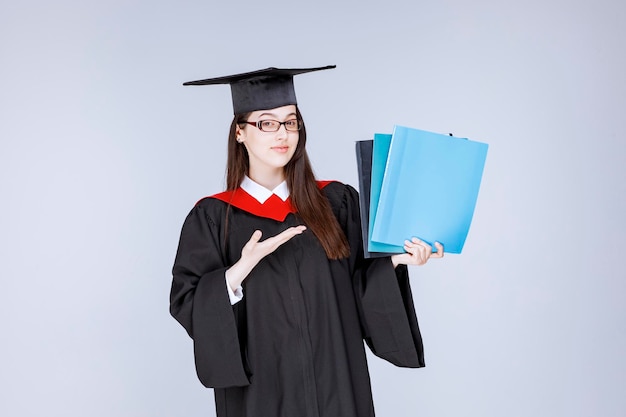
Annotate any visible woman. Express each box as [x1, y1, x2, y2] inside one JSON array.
[[170, 65, 443, 417]]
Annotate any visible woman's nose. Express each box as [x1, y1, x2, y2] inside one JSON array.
[[275, 124, 288, 139]]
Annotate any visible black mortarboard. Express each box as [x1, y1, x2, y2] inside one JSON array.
[[183, 65, 336, 114]]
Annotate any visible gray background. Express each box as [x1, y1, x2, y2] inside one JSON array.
[[1, 0, 625, 416]]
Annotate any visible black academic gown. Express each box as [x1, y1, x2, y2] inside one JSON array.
[[170, 181, 424, 417]]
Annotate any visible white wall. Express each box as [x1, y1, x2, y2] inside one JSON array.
[[1, 1, 624, 416]]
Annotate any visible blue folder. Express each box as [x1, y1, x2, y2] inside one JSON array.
[[370, 126, 488, 254], [367, 134, 405, 254]]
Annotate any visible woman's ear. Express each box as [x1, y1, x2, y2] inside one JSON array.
[[235, 125, 245, 143]]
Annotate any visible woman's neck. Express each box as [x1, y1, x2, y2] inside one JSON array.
[[247, 168, 285, 190]]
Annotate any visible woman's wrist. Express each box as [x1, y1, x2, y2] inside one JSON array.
[[226, 257, 255, 290]]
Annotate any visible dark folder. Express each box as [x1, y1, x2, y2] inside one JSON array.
[[355, 139, 402, 258]]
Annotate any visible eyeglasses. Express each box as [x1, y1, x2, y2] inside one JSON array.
[[241, 119, 302, 132]]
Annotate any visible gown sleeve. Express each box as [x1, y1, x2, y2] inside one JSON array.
[[169, 203, 250, 388], [339, 184, 426, 368]]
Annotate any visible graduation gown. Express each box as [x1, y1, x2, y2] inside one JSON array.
[[170, 181, 425, 417]]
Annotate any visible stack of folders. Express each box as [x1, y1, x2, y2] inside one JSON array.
[[356, 125, 489, 258]]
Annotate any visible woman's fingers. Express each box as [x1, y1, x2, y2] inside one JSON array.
[[243, 226, 307, 260], [278, 225, 307, 240], [401, 238, 444, 265], [406, 237, 431, 250], [242, 230, 263, 253], [249, 230, 263, 244], [263, 226, 307, 251], [431, 241, 444, 258]]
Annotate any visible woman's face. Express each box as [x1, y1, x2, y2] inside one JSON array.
[[236, 104, 300, 176]]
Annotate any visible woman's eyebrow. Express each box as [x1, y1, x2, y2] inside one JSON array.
[[257, 112, 297, 118]]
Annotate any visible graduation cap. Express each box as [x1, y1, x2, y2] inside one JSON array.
[[183, 65, 336, 114]]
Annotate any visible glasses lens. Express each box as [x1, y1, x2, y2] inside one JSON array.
[[258, 120, 279, 132], [284, 119, 301, 131]]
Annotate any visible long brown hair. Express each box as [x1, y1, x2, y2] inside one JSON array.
[[225, 107, 350, 260]]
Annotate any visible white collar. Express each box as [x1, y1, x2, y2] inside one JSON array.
[[240, 175, 290, 204]]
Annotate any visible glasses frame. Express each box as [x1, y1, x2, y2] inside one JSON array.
[[241, 119, 302, 132]]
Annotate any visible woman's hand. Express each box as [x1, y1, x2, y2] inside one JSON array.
[[391, 237, 444, 268], [226, 226, 307, 290]]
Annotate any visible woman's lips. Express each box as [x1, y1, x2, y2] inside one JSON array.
[[272, 146, 289, 153]]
